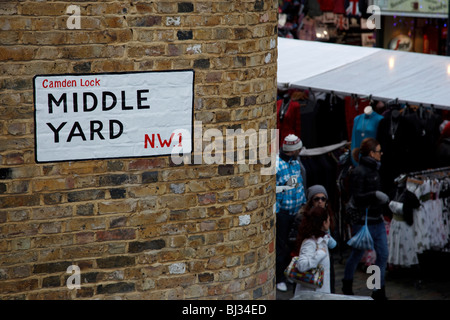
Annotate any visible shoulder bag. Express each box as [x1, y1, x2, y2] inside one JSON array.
[[284, 242, 324, 288]]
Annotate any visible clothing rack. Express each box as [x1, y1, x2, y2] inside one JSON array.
[[388, 165, 450, 272], [401, 166, 450, 185], [406, 166, 450, 178]]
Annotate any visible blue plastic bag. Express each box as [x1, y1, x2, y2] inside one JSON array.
[[347, 209, 374, 250]]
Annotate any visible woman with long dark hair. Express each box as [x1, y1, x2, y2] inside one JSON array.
[[297, 185, 338, 292], [342, 137, 390, 300], [293, 206, 332, 295]]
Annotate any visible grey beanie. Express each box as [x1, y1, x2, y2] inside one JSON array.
[[307, 185, 328, 201]]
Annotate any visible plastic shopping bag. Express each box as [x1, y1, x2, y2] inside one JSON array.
[[347, 209, 374, 250]]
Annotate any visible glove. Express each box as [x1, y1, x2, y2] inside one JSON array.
[[325, 231, 337, 249], [389, 201, 404, 215], [328, 236, 337, 249], [375, 191, 389, 204]]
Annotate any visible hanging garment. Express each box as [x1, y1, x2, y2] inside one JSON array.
[[316, 94, 348, 148], [344, 96, 369, 140], [334, 0, 346, 13], [376, 109, 417, 194], [388, 217, 419, 267], [350, 111, 383, 166], [300, 95, 319, 149], [318, 0, 335, 11], [403, 107, 442, 171], [345, 0, 361, 16], [428, 179, 446, 249], [277, 97, 302, 147], [387, 187, 421, 267], [408, 179, 432, 254], [307, 0, 323, 17]]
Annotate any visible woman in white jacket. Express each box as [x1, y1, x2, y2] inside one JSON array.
[[294, 206, 332, 294]]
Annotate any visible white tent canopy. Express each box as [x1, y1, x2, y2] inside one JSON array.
[[277, 37, 450, 110]]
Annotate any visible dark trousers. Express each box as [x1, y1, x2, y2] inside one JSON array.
[[276, 210, 295, 283]]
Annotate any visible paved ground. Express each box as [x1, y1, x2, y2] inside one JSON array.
[[277, 248, 450, 300]]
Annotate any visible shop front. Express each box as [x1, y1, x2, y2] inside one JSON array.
[[373, 0, 449, 54]]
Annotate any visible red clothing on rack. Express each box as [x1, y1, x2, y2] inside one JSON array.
[[277, 99, 302, 146]]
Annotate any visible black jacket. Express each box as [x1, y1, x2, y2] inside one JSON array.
[[349, 156, 385, 221]]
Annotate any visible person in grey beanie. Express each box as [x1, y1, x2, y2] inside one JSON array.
[[295, 184, 337, 292]]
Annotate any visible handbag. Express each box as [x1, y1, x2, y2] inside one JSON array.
[[345, 196, 363, 225], [347, 209, 374, 250], [284, 248, 324, 288]]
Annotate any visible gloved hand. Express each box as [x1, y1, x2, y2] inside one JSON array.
[[327, 236, 337, 249], [325, 230, 337, 249], [375, 191, 389, 204], [389, 201, 404, 215]]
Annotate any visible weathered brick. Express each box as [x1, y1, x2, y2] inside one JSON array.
[[99, 174, 134, 187], [76, 203, 94, 216], [76, 232, 95, 245], [97, 282, 135, 294], [177, 30, 193, 40], [97, 256, 135, 269], [96, 229, 136, 242], [0, 194, 40, 209], [142, 171, 158, 183], [12, 265, 31, 278], [198, 193, 216, 205], [43, 275, 61, 288], [110, 188, 126, 199], [0, 168, 13, 180], [193, 58, 210, 69], [129, 159, 166, 170], [218, 164, 234, 176], [178, 2, 194, 12], [128, 239, 165, 253], [109, 217, 127, 228], [0, 279, 39, 294], [33, 261, 72, 274], [68, 190, 105, 202]]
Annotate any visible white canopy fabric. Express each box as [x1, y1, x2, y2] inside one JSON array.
[[277, 37, 450, 110]]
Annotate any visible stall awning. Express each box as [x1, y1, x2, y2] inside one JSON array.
[[277, 37, 450, 110]]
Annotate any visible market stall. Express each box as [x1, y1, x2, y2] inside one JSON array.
[[278, 37, 450, 110], [277, 38, 450, 269]]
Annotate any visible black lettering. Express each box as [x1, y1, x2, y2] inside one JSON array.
[[90, 120, 105, 140], [121, 91, 133, 110], [102, 91, 117, 111], [137, 89, 150, 109], [109, 120, 123, 139], [67, 121, 87, 142], [83, 92, 97, 112], [72, 92, 78, 112], [48, 93, 67, 114], [46, 122, 67, 143]]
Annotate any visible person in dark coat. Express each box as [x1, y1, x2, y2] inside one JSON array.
[[342, 138, 390, 300]]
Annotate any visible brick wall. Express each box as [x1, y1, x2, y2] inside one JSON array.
[[0, 1, 278, 299]]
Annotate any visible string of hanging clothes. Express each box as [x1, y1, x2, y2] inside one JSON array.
[[388, 167, 450, 268]]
